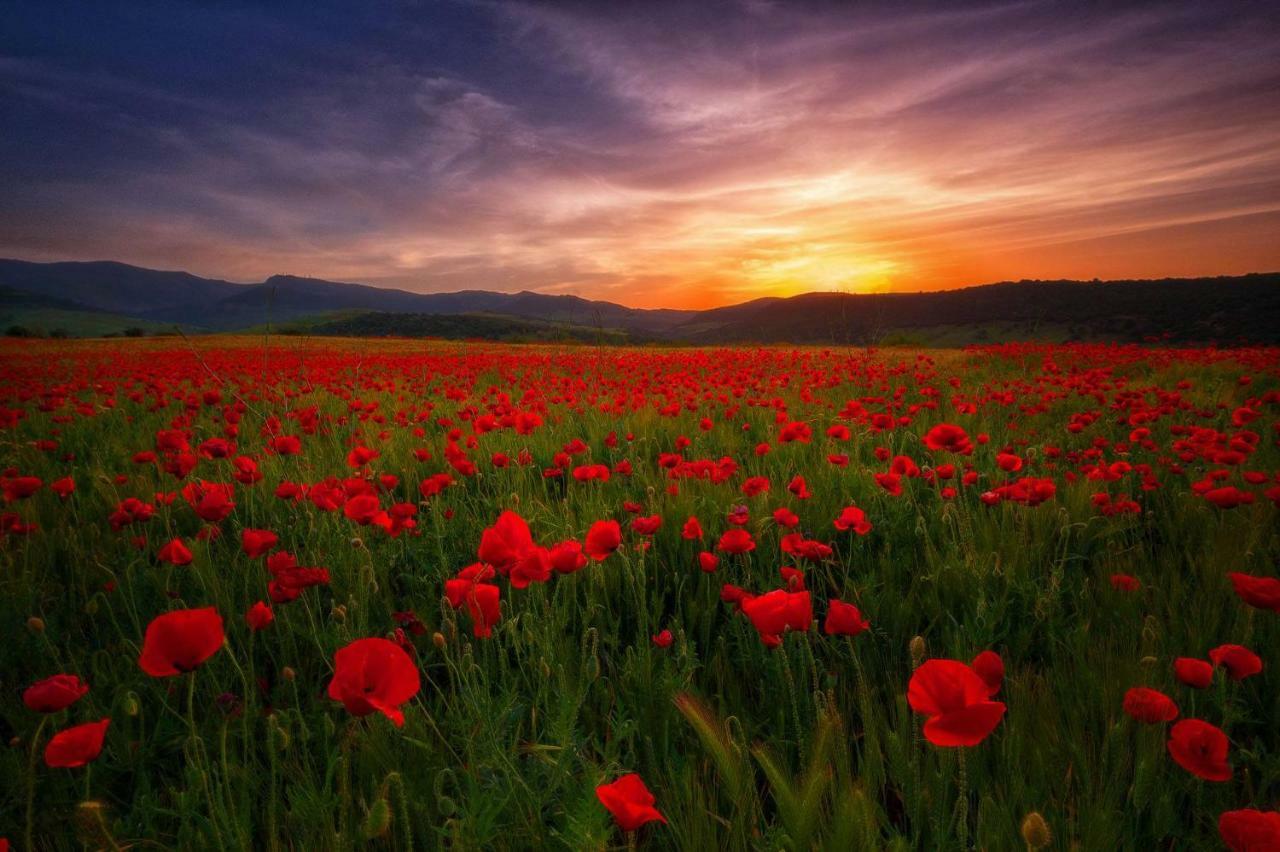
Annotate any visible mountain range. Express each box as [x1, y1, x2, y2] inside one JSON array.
[[1, 258, 1278, 345]]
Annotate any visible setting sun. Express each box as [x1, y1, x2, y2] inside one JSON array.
[[2, 2, 1277, 309]]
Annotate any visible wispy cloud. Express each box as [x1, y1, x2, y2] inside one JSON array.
[[0, 0, 1277, 307]]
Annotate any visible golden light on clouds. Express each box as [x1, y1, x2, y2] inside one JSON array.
[[1, 2, 1278, 308]]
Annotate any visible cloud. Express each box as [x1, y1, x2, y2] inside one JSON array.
[[0, 0, 1277, 307]]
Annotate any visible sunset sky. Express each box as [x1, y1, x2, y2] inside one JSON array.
[[2, 1, 1278, 309]]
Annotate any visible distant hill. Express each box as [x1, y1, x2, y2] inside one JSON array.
[[0, 285, 168, 338], [269, 310, 635, 344], [1, 257, 1277, 345], [0, 260, 695, 333], [669, 275, 1280, 345], [0, 260, 240, 322]]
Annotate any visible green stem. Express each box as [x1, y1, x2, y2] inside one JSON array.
[[187, 671, 199, 741], [25, 715, 50, 850]]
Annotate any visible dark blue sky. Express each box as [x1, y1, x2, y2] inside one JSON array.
[[3, 1, 1278, 307]]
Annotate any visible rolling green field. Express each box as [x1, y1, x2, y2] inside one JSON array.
[[1, 336, 1278, 850]]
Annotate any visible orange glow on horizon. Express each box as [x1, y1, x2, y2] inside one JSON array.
[[2, 3, 1277, 310]]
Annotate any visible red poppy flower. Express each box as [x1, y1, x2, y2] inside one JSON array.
[[824, 600, 869, 636], [477, 511, 535, 572], [721, 584, 753, 609], [741, 590, 811, 647], [1167, 718, 1231, 781], [1174, 657, 1215, 689], [874, 472, 902, 496], [779, 421, 812, 443], [418, 473, 453, 499], [780, 533, 831, 562], [907, 659, 1006, 747], [923, 423, 973, 455], [269, 435, 302, 456], [244, 601, 274, 631], [890, 455, 920, 478], [346, 445, 379, 468], [461, 582, 501, 637], [631, 515, 661, 536], [181, 481, 235, 523], [595, 773, 666, 832], [681, 516, 703, 540], [1219, 808, 1280, 851], [772, 508, 799, 528], [44, 718, 110, 768], [717, 528, 756, 555], [698, 551, 718, 573], [1122, 687, 1179, 723], [157, 537, 193, 566], [23, 674, 89, 713], [1110, 573, 1140, 592], [241, 528, 279, 558], [652, 629, 673, 648], [970, 651, 1004, 696], [1204, 487, 1255, 509], [445, 565, 502, 637], [833, 505, 872, 535], [584, 520, 622, 561], [138, 607, 225, 676], [549, 540, 587, 574], [2, 475, 42, 501], [996, 452, 1024, 472], [508, 547, 552, 589], [1209, 644, 1263, 680], [327, 637, 420, 727], [343, 494, 386, 526], [1228, 572, 1280, 613], [109, 497, 155, 530], [572, 463, 610, 482], [787, 475, 811, 499]]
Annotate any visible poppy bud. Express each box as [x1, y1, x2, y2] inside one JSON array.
[[350, 537, 364, 549], [124, 693, 140, 717], [432, 632, 446, 650], [75, 801, 115, 848], [438, 796, 457, 817], [1139, 655, 1157, 667], [1021, 812, 1051, 849], [332, 605, 347, 623], [509, 493, 519, 505], [9, 736, 21, 748], [909, 636, 926, 668], [84, 599, 99, 615], [540, 659, 551, 680], [362, 798, 392, 839], [281, 666, 296, 681], [27, 616, 45, 633]]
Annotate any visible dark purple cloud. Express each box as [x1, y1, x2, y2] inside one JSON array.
[[2, 0, 1277, 307]]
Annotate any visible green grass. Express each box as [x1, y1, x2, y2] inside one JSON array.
[[0, 306, 172, 338], [0, 336, 1277, 850], [237, 309, 377, 335]]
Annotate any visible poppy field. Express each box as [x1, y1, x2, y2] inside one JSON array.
[[1, 335, 1279, 851]]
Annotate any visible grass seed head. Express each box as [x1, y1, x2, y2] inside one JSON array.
[[1021, 811, 1052, 849]]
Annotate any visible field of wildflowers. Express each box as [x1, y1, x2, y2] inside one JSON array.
[[1, 336, 1277, 850]]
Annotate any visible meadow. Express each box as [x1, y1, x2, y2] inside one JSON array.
[[1, 336, 1278, 851]]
